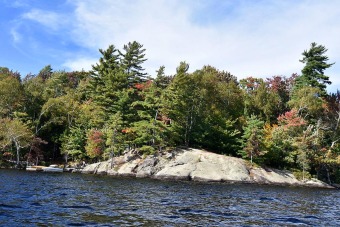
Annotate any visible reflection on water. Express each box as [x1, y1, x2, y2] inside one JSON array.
[[0, 169, 339, 226]]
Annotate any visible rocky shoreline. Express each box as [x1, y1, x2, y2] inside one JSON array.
[[80, 148, 334, 189]]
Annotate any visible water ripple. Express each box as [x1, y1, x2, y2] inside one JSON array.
[[0, 169, 339, 226]]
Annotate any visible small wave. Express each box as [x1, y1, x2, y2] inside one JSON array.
[[0, 203, 22, 209], [177, 208, 205, 214], [160, 199, 169, 203], [61, 205, 94, 210], [304, 215, 319, 219], [30, 202, 42, 206], [269, 217, 310, 225], [165, 215, 180, 219], [0, 211, 14, 217], [210, 211, 236, 217], [178, 208, 192, 213], [67, 223, 87, 226], [260, 197, 275, 201]]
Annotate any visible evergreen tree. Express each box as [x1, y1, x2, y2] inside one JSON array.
[[104, 112, 125, 159], [60, 126, 86, 162], [239, 115, 265, 164], [298, 42, 334, 95], [154, 66, 173, 89], [163, 62, 197, 147], [38, 65, 53, 81], [89, 45, 127, 115], [119, 41, 147, 84]]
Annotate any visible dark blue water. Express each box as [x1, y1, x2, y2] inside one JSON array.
[[0, 169, 339, 226]]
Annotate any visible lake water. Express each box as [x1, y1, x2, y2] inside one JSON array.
[[0, 169, 339, 226]]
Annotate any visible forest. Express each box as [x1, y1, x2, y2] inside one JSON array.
[[0, 41, 339, 184]]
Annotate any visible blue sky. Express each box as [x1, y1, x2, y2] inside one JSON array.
[[1, 0, 340, 92]]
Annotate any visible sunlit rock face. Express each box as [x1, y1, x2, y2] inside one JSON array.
[[81, 148, 334, 188]]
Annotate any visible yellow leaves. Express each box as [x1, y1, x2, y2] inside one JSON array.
[[0, 118, 33, 148], [264, 123, 276, 140]]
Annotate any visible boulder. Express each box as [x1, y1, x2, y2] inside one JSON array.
[[95, 161, 111, 175], [117, 159, 141, 176], [135, 156, 158, 178], [304, 178, 334, 188], [250, 168, 300, 185], [154, 149, 201, 180], [81, 163, 100, 174], [155, 149, 251, 182], [191, 152, 250, 182], [79, 148, 333, 189]]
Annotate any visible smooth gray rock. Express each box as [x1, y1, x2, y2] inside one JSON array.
[[117, 159, 140, 176], [250, 168, 299, 185], [80, 148, 333, 188], [136, 156, 158, 178], [81, 163, 100, 174], [191, 151, 250, 182], [304, 178, 334, 188]]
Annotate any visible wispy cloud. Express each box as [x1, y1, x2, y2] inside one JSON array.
[[10, 27, 21, 43], [22, 9, 65, 30], [62, 0, 340, 80], [62, 56, 97, 72], [11, 0, 340, 91]]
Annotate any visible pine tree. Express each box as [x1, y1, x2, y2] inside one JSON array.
[[119, 41, 147, 84], [89, 45, 128, 115], [238, 115, 265, 164], [298, 42, 334, 95]]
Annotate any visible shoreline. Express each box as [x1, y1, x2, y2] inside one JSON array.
[[79, 148, 335, 189]]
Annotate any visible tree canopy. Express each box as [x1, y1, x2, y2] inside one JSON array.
[[0, 42, 339, 184], [297, 42, 334, 96]]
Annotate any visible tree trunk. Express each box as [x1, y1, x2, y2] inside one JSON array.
[[14, 140, 20, 168], [110, 152, 114, 169], [325, 165, 331, 184]]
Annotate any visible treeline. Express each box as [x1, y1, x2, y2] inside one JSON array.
[[0, 41, 339, 183]]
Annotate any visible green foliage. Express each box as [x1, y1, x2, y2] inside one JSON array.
[[38, 65, 53, 81], [289, 86, 324, 120], [297, 42, 334, 96], [1, 42, 340, 183], [60, 126, 86, 161], [0, 71, 24, 118], [104, 112, 125, 157], [139, 145, 156, 155], [0, 118, 33, 165], [238, 115, 266, 163], [240, 77, 284, 122], [292, 169, 312, 181], [89, 45, 127, 115], [163, 64, 243, 153], [119, 41, 147, 83]]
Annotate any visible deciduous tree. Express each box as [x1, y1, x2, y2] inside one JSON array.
[[0, 118, 33, 166]]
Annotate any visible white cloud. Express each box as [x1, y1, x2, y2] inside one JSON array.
[[64, 0, 340, 83], [10, 27, 21, 43], [18, 0, 337, 91], [62, 56, 97, 72], [22, 9, 65, 30]]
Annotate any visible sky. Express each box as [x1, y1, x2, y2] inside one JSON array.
[[1, 0, 340, 92]]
